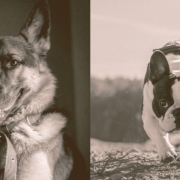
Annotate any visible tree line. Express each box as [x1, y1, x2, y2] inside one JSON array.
[[91, 77, 149, 143]]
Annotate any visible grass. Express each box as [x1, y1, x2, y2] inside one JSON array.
[[90, 149, 180, 180]]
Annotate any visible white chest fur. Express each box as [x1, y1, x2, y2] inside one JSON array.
[[17, 151, 52, 180]]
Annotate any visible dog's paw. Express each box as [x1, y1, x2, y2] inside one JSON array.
[[158, 144, 177, 163]]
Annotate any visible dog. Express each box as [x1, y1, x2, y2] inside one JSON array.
[[0, 0, 87, 179], [142, 40, 180, 163]]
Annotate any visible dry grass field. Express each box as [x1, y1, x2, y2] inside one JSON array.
[[91, 137, 180, 180]]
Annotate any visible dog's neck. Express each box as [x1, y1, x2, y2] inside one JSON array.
[[2, 113, 41, 134]]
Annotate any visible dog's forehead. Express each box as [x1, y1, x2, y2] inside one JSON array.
[[0, 36, 29, 57], [0, 36, 39, 68], [154, 76, 175, 97]]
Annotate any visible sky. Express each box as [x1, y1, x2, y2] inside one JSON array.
[[91, 0, 180, 79]]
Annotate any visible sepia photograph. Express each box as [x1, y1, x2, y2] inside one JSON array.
[[0, 0, 89, 179], [91, 0, 180, 179]]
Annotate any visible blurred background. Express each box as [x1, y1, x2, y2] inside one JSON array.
[[91, 0, 180, 151], [0, 0, 90, 166]]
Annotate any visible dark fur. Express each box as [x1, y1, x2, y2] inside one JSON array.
[[0, 0, 88, 179]]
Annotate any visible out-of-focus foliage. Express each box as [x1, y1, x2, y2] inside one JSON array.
[[91, 77, 148, 143]]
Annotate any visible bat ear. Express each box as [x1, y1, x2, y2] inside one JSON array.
[[150, 51, 170, 84], [20, 0, 51, 56]]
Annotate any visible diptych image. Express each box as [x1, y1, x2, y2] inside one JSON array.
[[2, 0, 180, 180]]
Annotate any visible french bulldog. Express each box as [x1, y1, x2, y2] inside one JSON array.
[[142, 40, 180, 162]]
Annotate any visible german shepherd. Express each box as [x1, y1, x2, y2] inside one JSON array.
[[0, 0, 87, 179]]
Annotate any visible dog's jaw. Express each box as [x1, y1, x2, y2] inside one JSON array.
[[159, 80, 180, 132], [0, 89, 24, 121], [159, 115, 176, 133], [2, 68, 56, 125]]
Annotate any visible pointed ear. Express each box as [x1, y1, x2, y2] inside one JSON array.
[[20, 0, 50, 56], [150, 51, 170, 83]]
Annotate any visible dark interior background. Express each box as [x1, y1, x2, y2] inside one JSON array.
[[0, 0, 90, 166]]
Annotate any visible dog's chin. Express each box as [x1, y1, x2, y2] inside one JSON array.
[[170, 129, 180, 134], [161, 126, 180, 134], [0, 88, 24, 122], [159, 114, 178, 133]]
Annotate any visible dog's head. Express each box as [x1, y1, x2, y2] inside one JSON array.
[[0, 0, 55, 123], [149, 50, 180, 132]]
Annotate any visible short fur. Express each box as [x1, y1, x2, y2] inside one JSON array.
[[142, 45, 180, 163], [0, 0, 87, 179]]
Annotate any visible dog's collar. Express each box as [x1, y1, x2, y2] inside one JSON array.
[[26, 113, 41, 126], [0, 113, 41, 135]]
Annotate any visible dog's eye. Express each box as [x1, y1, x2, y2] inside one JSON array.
[[160, 100, 168, 108], [7, 59, 19, 68], [9, 60, 18, 66]]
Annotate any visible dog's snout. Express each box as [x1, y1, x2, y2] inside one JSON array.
[[172, 108, 180, 129], [172, 108, 180, 117]]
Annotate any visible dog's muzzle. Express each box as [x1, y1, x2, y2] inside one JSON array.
[[172, 108, 180, 129]]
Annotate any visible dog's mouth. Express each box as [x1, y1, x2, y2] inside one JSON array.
[[166, 128, 176, 133], [167, 127, 180, 134], [0, 89, 24, 119]]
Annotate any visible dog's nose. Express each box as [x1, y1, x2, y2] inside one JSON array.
[[172, 108, 180, 117]]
